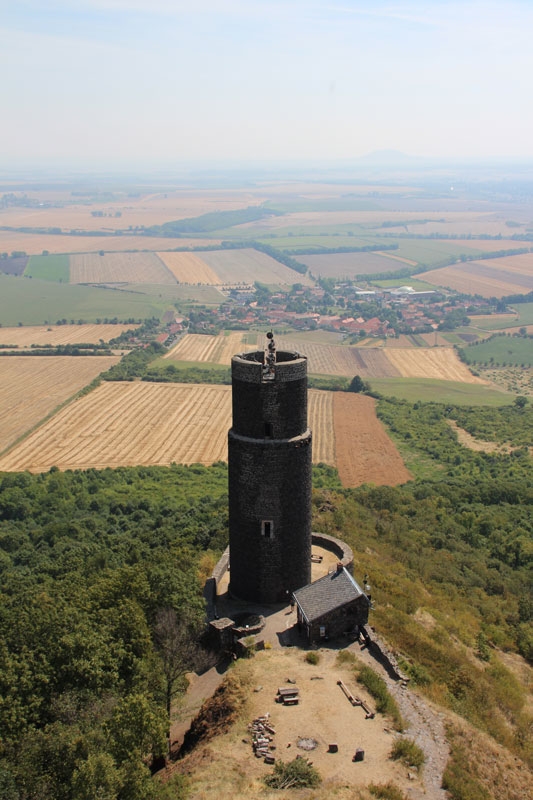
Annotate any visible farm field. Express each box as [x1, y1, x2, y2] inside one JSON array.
[[461, 335, 533, 367], [0, 323, 138, 347], [199, 248, 315, 286], [25, 254, 70, 282], [163, 333, 481, 383], [157, 252, 220, 284], [0, 356, 119, 454], [69, 252, 176, 284], [0, 189, 257, 233], [276, 337, 401, 377], [333, 393, 412, 487], [0, 382, 407, 486], [163, 332, 256, 364], [0, 256, 28, 276], [0, 230, 217, 255], [369, 377, 511, 405], [298, 252, 403, 278], [0, 275, 169, 325], [421, 255, 533, 298], [385, 347, 484, 382]]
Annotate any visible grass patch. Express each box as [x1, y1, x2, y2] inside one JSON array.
[[304, 651, 320, 665], [356, 665, 404, 731], [25, 254, 70, 282], [390, 737, 425, 769], [369, 377, 512, 405]]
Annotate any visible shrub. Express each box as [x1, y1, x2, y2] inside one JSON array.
[[369, 782, 410, 800], [390, 737, 425, 768], [305, 651, 320, 665], [264, 757, 321, 789], [357, 665, 404, 731]]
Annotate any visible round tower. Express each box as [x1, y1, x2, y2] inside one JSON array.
[[228, 333, 312, 604]]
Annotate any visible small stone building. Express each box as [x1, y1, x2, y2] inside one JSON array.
[[293, 565, 370, 643]]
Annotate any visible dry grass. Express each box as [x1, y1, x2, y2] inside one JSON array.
[[200, 248, 315, 286], [421, 263, 533, 299], [443, 717, 533, 800], [276, 338, 401, 378]]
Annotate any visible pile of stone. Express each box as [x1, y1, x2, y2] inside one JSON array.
[[248, 714, 276, 764]]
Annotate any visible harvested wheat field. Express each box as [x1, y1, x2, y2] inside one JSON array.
[[0, 383, 407, 486], [384, 347, 485, 383], [0, 383, 233, 472], [157, 252, 220, 284], [0, 356, 119, 454], [421, 258, 533, 299], [0, 323, 138, 348], [277, 338, 401, 378], [200, 248, 314, 286], [69, 252, 176, 284], [308, 389, 335, 465], [163, 333, 251, 364], [334, 393, 411, 487]]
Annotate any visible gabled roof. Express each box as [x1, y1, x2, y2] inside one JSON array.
[[293, 567, 368, 623]]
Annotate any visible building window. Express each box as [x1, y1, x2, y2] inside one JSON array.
[[264, 422, 273, 438], [261, 520, 274, 539]]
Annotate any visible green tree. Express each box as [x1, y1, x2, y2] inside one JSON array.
[[105, 694, 167, 765], [72, 753, 121, 800]]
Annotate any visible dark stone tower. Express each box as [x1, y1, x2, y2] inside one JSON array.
[[228, 333, 312, 604]]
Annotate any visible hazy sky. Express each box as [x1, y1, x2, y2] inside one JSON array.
[[1, 0, 532, 166]]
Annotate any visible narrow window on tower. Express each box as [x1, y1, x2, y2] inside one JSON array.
[[264, 422, 273, 438], [261, 520, 274, 539]]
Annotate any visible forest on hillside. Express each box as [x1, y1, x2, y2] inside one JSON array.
[[0, 399, 532, 797]]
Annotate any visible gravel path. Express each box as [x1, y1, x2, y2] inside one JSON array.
[[353, 641, 450, 800]]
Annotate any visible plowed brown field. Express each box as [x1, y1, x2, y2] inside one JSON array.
[[0, 356, 119, 454], [157, 252, 220, 284], [0, 382, 407, 488], [384, 347, 485, 382], [333, 393, 412, 487], [0, 323, 138, 347], [70, 253, 176, 284]]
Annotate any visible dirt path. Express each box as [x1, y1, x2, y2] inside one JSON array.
[[353, 640, 449, 800]]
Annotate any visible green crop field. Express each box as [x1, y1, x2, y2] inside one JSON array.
[[372, 278, 437, 290], [395, 240, 484, 266], [24, 254, 70, 282], [461, 334, 533, 367], [257, 234, 381, 251], [0, 275, 171, 325], [369, 377, 512, 405], [513, 302, 533, 326], [116, 283, 225, 305]]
